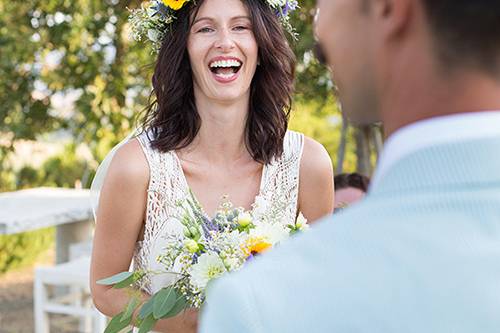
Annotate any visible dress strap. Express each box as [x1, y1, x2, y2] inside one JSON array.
[[260, 130, 304, 221], [135, 132, 182, 246]]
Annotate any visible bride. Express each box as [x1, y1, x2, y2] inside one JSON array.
[[90, 0, 334, 331]]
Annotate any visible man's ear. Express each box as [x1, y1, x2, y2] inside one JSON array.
[[371, 0, 413, 39]]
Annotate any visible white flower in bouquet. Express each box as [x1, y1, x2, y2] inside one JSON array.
[[295, 212, 309, 232], [183, 238, 200, 253], [250, 222, 289, 245], [189, 253, 227, 290], [147, 28, 161, 42], [237, 212, 253, 227]]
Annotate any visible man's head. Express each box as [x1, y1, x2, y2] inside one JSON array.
[[315, 0, 500, 129], [334, 173, 370, 212]]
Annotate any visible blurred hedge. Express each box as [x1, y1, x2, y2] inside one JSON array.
[[0, 227, 54, 274]]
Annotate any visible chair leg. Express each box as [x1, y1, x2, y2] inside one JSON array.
[[34, 273, 50, 333], [94, 310, 108, 333], [82, 294, 94, 333], [74, 286, 91, 333]]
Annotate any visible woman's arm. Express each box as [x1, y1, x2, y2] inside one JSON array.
[[90, 139, 198, 332], [298, 136, 335, 223]]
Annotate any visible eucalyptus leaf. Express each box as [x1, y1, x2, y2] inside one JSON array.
[[104, 311, 131, 333], [138, 313, 157, 333], [139, 297, 155, 319], [97, 272, 133, 286], [162, 294, 188, 319], [113, 273, 136, 289], [153, 287, 178, 319], [121, 297, 141, 323]]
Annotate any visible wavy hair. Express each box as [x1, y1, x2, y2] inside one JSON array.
[[140, 0, 296, 164]]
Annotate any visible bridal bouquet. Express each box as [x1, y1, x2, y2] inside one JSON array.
[[98, 192, 308, 333]]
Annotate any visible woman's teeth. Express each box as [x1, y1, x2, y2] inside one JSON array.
[[210, 59, 242, 68], [209, 59, 242, 78]]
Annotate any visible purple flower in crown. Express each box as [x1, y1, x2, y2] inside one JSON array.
[[150, 0, 170, 18], [275, 0, 298, 17]]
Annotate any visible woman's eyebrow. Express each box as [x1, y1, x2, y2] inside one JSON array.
[[192, 17, 213, 25], [193, 15, 251, 25]]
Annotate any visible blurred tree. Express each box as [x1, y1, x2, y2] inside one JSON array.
[[1, 0, 151, 171], [290, 0, 333, 104], [1, 0, 379, 190]]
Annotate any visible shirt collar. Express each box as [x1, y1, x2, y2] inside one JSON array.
[[371, 111, 500, 188]]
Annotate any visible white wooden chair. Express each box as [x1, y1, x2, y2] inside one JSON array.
[[33, 253, 107, 332]]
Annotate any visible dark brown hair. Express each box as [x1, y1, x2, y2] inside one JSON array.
[[334, 173, 370, 193], [141, 0, 296, 164]]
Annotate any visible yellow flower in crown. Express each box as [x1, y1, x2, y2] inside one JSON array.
[[162, 0, 190, 10]]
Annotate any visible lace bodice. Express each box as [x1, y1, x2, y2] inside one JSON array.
[[133, 130, 304, 295]]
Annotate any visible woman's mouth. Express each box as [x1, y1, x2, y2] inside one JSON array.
[[209, 58, 242, 83]]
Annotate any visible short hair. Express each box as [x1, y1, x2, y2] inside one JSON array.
[[334, 173, 370, 193], [420, 1, 500, 75]]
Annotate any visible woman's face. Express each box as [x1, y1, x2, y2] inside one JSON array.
[[187, 0, 259, 104]]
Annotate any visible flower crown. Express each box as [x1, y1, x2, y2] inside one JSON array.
[[129, 0, 299, 52]]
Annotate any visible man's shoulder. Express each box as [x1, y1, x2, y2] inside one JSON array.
[[233, 204, 383, 285]]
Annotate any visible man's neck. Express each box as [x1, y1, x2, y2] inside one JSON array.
[[381, 69, 500, 138]]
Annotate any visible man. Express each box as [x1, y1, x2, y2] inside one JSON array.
[[200, 0, 500, 331]]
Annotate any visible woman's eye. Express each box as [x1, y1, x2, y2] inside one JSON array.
[[234, 26, 249, 31], [198, 27, 214, 33]]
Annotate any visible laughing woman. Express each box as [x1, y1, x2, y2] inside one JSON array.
[[90, 0, 334, 331]]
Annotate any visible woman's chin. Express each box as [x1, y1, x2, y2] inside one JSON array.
[[210, 91, 248, 104], [204, 85, 250, 104]]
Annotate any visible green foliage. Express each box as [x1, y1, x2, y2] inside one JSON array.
[[16, 166, 41, 189], [103, 311, 131, 333], [0, 227, 54, 274], [138, 314, 156, 333], [121, 297, 141, 323], [0, 2, 57, 141], [1, 0, 151, 173], [97, 271, 134, 286], [40, 146, 89, 188], [102, 281, 189, 332], [11, 143, 92, 189], [290, 100, 357, 173], [153, 287, 179, 319], [290, 0, 333, 103], [0, 167, 16, 192]]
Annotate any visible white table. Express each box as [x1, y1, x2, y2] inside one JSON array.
[[0, 187, 94, 264]]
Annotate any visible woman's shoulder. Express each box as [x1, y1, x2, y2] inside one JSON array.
[[107, 138, 149, 186], [298, 135, 335, 221], [284, 130, 331, 171], [299, 134, 333, 189], [300, 135, 332, 173]]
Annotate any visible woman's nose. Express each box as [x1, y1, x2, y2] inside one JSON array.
[[214, 29, 235, 51]]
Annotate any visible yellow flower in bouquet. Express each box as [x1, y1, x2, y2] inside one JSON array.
[[243, 236, 272, 257]]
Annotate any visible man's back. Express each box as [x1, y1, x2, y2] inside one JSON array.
[[200, 135, 500, 332]]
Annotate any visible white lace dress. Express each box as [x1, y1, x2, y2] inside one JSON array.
[[133, 130, 304, 295]]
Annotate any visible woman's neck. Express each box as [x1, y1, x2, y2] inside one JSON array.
[[181, 90, 252, 165]]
